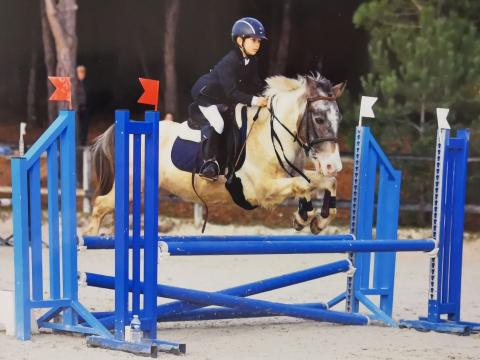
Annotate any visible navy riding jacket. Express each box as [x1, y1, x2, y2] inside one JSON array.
[[191, 48, 264, 107]]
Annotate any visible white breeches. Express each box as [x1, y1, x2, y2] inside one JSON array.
[[199, 105, 224, 134]]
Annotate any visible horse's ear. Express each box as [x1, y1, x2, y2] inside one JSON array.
[[305, 76, 317, 94], [332, 81, 347, 98]]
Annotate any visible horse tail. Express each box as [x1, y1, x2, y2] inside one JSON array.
[[91, 124, 115, 196]]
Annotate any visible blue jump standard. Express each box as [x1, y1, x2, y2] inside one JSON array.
[[13, 106, 478, 359], [83, 260, 351, 328]]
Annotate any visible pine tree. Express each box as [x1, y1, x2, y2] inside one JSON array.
[[352, 0, 480, 225], [353, 0, 480, 148]]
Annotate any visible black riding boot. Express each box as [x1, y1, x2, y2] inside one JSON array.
[[199, 126, 220, 181]]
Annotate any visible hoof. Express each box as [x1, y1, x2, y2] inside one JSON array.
[[293, 217, 305, 231], [310, 216, 325, 234]]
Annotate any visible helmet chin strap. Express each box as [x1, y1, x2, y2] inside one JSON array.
[[239, 37, 250, 59]]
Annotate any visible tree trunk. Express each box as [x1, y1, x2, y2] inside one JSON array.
[[137, 40, 150, 78], [27, 48, 38, 126], [269, 0, 292, 75], [163, 0, 181, 116], [44, 0, 78, 114], [134, 13, 150, 78], [41, 0, 57, 124], [419, 100, 425, 136]]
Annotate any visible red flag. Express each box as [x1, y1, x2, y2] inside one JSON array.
[[138, 78, 160, 111], [48, 76, 72, 110]]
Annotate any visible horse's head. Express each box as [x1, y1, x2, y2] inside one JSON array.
[[298, 74, 346, 177]]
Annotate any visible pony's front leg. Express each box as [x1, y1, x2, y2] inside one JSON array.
[[293, 197, 317, 231], [303, 171, 337, 234], [258, 174, 336, 233], [83, 185, 116, 235]]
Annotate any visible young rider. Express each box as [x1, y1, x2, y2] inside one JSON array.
[[190, 17, 268, 181]]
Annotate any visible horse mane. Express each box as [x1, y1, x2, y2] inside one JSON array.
[[263, 72, 325, 98]]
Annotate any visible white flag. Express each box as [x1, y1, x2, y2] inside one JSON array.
[[19, 122, 27, 156], [20, 122, 27, 136], [436, 108, 451, 130], [358, 96, 378, 126]]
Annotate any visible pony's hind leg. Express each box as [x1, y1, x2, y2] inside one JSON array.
[[83, 186, 116, 235]]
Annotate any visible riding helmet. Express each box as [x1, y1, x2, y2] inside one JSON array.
[[231, 17, 267, 43]]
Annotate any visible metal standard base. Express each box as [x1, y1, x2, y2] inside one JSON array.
[[399, 319, 480, 335], [87, 336, 186, 357], [327, 291, 397, 327], [31, 300, 112, 339]]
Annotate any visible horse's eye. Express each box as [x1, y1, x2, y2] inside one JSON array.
[[314, 117, 325, 125]]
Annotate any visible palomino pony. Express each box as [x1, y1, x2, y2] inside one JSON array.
[[85, 74, 344, 235]]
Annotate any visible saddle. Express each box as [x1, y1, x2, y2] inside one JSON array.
[[171, 104, 257, 211], [171, 104, 248, 176]]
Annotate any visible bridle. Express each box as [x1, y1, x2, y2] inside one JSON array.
[[267, 84, 343, 182], [301, 94, 339, 152]]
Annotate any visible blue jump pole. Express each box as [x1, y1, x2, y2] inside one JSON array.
[[158, 239, 435, 256], [155, 303, 327, 322], [79, 234, 355, 250], [87, 272, 368, 326], [84, 259, 351, 328], [155, 283, 369, 326], [91, 303, 327, 323]]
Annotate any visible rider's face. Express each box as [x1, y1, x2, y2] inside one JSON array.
[[237, 37, 262, 56]]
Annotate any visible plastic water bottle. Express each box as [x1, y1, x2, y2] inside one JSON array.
[[130, 315, 142, 343]]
